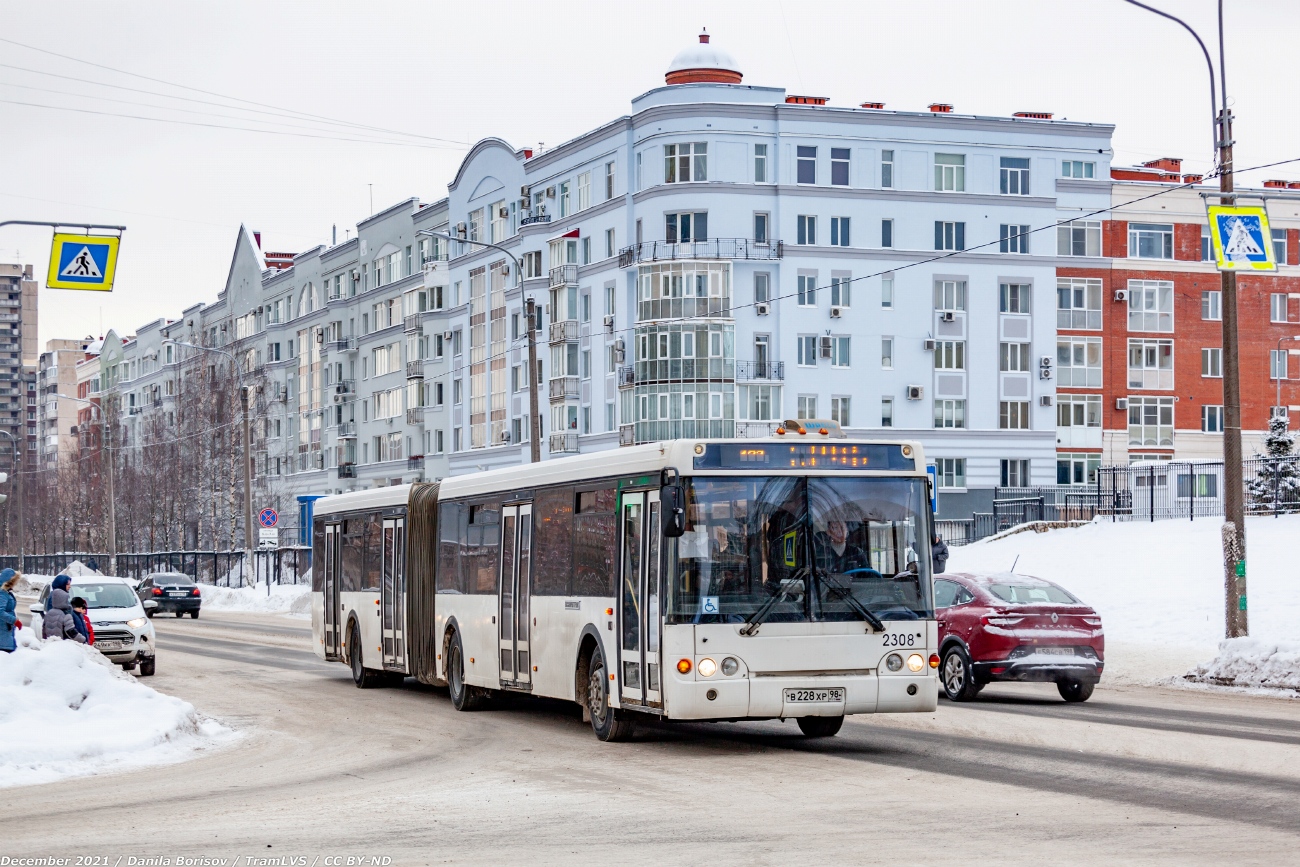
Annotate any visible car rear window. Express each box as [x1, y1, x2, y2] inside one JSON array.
[[154, 573, 193, 585], [987, 583, 1078, 605]]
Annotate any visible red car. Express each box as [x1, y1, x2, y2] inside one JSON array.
[[934, 572, 1104, 703]]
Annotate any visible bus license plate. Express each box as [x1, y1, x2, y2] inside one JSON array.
[[784, 688, 845, 703]]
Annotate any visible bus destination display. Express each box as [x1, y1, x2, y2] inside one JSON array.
[[693, 443, 915, 471]]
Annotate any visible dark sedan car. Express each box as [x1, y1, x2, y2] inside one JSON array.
[[935, 571, 1104, 703], [137, 572, 202, 618]]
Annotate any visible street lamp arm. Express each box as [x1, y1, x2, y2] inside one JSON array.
[[417, 230, 521, 277], [1122, 0, 1219, 158]]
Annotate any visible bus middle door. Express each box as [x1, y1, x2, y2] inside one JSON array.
[[618, 490, 662, 709], [498, 503, 533, 690], [323, 522, 341, 660], [381, 516, 406, 670]]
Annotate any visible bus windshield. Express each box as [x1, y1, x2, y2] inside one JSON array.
[[668, 475, 934, 625]]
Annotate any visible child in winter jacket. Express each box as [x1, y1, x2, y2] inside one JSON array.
[[71, 596, 94, 645]]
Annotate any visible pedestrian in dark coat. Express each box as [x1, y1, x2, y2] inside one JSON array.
[[41, 576, 85, 643], [931, 534, 949, 575], [0, 568, 19, 652]]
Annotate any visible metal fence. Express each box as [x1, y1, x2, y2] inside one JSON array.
[[0, 546, 312, 586]]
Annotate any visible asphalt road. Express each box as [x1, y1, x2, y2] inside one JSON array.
[[5, 610, 1300, 866]]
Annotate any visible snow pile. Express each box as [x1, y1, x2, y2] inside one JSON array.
[[0, 629, 232, 788], [199, 580, 311, 618], [19, 560, 101, 594], [947, 514, 1300, 685], [1185, 638, 1300, 692]]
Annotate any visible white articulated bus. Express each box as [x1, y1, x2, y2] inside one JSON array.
[[311, 431, 939, 740]]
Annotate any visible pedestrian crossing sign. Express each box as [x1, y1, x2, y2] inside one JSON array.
[[46, 232, 121, 291], [1207, 205, 1277, 272]]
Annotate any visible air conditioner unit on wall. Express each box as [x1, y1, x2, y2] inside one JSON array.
[[603, 314, 615, 330], [1039, 395, 1053, 407], [546, 186, 556, 198], [1039, 368, 1053, 380], [940, 311, 956, 322], [830, 306, 844, 319], [819, 336, 833, 358], [755, 302, 770, 316], [923, 339, 936, 351], [1116, 397, 1129, 410], [906, 385, 924, 400], [520, 185, 531, 198], [1040, 356, 1053, 368], [455, 222, 467, 235], [498, 207, 510, 219], [1115, 289, 1129, 302]]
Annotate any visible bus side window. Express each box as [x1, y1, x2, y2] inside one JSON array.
[[437, 501, 465, 594]]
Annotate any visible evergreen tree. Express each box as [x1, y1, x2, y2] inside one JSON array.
[[1247, 414, 1300, 512]]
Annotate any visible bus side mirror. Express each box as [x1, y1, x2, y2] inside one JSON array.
[[662, 484, 686, 538]]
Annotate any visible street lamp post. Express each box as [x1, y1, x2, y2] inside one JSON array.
[[65, 395, 114, 574], [0, 429, 20, 571], [415, 231, 541, 463]]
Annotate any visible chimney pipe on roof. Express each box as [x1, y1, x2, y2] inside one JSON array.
[[1263, 179, 1288, 189], [1013, 111, 1053, 119], [928, 103, 953, 113], [859, 101, 885, 109]]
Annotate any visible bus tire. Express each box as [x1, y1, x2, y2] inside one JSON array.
[[447, 631, 484, 711], [796, 715, 844, 738], [586, 646, 634, 742], [941, 645, 982, 702], [349, 621, 383, 689]]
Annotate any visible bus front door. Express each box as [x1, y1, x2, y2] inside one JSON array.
[[323, 523, 341, 660], [381, 517, 406, 670], [619, 491, 662, 708], [498, 503, 533, 690]]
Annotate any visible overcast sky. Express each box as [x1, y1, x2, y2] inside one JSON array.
[[2, 0, 1296, 347]]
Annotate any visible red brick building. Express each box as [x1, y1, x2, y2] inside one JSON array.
[[1054, 158, 1300, 484]]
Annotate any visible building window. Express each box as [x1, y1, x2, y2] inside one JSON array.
[[1057, 337, 1102, 387], [830, 217, 850, 247], [881, 397, 894, 427], [934, 280, 967, 311], [754, 272, 770, 304], [934, 399, 966, 429], [933, 340, 965, 370], [1061, 160, 1095, 179], [665, 142, 707, 183], [604, 160, 616, 199], [1202, 290, 1221, 320], [831, 148, 850, 186], [1274, 226, 1288, 264], [829, 336, 851, 367], [797, 146, 817, 184], [1000, 342, 1030, 372], [1000, 224, 1030, 254], [1000, 157, 1030, 195], [605, 228, 615, 259], [881, 149, 894, 188], [999, 401, 1030, 430], [1129, 396, 1175, 446], [1058, 453, 1100, 485], [1129, 222, 1174, 259], [635, 152, 642, 190], [935, 221, 965, 251], [1271, 293, 1289, 323], [882, 275, 894, 308], [1057, 277, 1102, 329], [1128, 280, 1174, 332], [754, 212, 769, 244], [798, 335, 818, 366], [1271, 349, 1289, 380], [797, 394, 818, 419], [665, 212, 707, 243], [831, 396, 851, 426], [1057, 394, 1101, 429], [576, 172, 591, 211], [934, 153, 965, 191], [881, 337, 894, 369], [797, 215, 817, 245], [1202, 347, 1223, 378], [798, 273, 817, 306], [830, 274, 851, 307], [935, 457, 966, 489], [558, 181, 571, 217], [881, 219, 893, 248], [999, 282, 1031, 313], [1202, 404, 1224, 433], [754, 144, 768, 183], [1057, 220, 1102, 257], [1202, 225, 1213, 261], [1001, 459, 1031, 487], [1128, 339, 1174, 389]]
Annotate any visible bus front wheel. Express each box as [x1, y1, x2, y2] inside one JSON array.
[[797, 715, 844, 738], [586, 646, 634, 742]]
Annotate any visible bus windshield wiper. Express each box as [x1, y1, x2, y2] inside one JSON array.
[[814, 568, 885, 633], [739, 569, 807, 636]]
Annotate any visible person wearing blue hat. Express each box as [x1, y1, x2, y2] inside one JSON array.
[[41, 574, 85, 643], [0, 568, 19, 652]]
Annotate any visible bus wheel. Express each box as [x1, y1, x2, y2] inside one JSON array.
[[586, 646, 634, 742], [349, 622, 383, 689], [447, 631, 484, 711], [796, 715, 844, 738]]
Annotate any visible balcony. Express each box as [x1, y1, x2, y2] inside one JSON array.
[[328, 337, 357, 353], [548, 376, 579, 402], [406, 407, 425, 425], [405, 360, 424, 379], [407, 455, 425, 471], [520, 212, 551, 227], [332, 379, 356, 396], [403, 313, 422, 334], [337, 421, 357, 439], [337, 463, 356, 479], [549, 264, 578, 288], [736, 360, 784, 381], [549, 432, 579, 454], [617, 366, 635, 388], [618, 424, 635, 447], [618, 238, 783, 267], [548, 319, 579, 344]]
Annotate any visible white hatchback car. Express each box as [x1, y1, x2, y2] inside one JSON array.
[[32, 576, 159, 675]]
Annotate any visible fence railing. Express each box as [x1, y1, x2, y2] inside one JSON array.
[[0, 547, 312, 587]]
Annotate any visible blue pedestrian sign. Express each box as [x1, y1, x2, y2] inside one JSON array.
[[46, 233, 121, 291], [1207, 204, 1277, 272], [258, 508, 279, 528]]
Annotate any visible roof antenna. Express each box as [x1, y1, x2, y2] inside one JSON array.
[[1010, 555, 1020, 573]]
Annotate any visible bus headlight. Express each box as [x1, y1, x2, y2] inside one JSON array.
[[721, 657, 739, 676], [906, 653, 925, 672], [885, 653, 903, 672], [697, 658, 717, 677]]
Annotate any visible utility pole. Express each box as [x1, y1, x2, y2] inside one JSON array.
[[0, 430, 20, 571], [240, 385, 255, 573], [526, 298, 541, 463]]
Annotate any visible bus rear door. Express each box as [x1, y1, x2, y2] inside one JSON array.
[[381, 516, 406, 670], [498, 503, 533, 689], [323, 522, 341, 660]]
